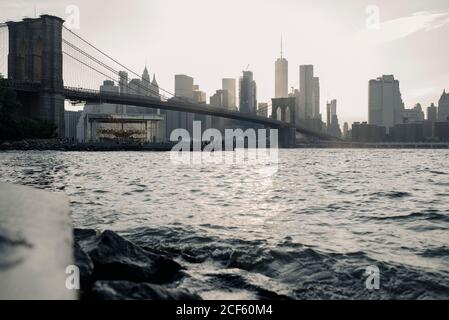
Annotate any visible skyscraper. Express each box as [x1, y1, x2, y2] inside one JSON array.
[[193, 85, 207, 104], [222, 78, 236, 109], [368, 75, 404, 131], [343, 122, 349, 139], [175, 74, 194, 100], [239, 71, 257, 114], [313, 77, 320, 118], [151, 74, 160, 100], [275, 39, 288, 98], [437, 90, 449, 122], [162, 74, 195, 139], [326, 100, 337, 129], [299, 65, 314, 119], [210, 90, 229, 108], [427, 103, 437, 122], [142, 66, 151, 95]]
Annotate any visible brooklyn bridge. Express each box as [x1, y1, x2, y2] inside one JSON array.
[[0, 15, 335, 147]]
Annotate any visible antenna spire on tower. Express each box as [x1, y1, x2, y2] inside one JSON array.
[[281, 36, 283, 59]]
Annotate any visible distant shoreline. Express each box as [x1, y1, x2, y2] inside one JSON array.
[[1, 140, 449, 151]]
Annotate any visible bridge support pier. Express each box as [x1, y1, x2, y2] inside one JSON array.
[[279, 127, 296, 148], [7, 15, 65, 137]]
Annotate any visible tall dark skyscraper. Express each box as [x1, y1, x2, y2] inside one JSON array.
[[437, 90, 449, 121], [239, 71, 257, 114], [299, 65, 315, 119]]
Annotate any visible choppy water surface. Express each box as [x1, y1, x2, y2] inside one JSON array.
[[1, 150, 449, 299]]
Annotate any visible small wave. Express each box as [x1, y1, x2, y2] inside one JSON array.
[[371, 210, 449, 223], [371, 191, 412, 199], [429, 170, 447, 175], [420, 247, 449, 258]]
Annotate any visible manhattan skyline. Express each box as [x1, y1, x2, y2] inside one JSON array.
[[0, 0, 448, 126]]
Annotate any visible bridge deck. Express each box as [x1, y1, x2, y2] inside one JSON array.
[[63, 87, 334, 140], [0, 80, 335, 140]]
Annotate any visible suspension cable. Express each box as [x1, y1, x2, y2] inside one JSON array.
[[62, 25, 176, 99], [63, 39, 163, 98]]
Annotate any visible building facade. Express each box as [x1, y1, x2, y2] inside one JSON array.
[[222, 78, 237, 109], [275, 50, 288, 98], [299, 65, 314, 119], [239, 71, 257, 114], [257, 103, 269, 118], [368, 75, 404, 132], [437, 90, 449, 122], [427, 103, 437, 122], [402, 103, 424, 123], [65, 110, 82, 140], [326, 100, 337, 129], [313, 77, 320, 119]]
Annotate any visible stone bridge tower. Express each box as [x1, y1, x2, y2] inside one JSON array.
[[7, 15, 65, 137]]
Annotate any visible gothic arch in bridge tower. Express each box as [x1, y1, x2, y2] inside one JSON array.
[[32, 37, 43, 82], [276, 107, 282, 121], [16, 40, 27, 80], [271, 97, 296, 125], [285, 106, 291, 123]]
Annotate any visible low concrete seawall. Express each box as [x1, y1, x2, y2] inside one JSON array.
[[0, 183, 76, 300]]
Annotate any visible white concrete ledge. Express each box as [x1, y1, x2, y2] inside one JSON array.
[[0, 183, 76, 300]]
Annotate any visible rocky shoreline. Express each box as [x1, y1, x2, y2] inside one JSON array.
[[74, 229, 201, 300], [0, 140, 174, 152]]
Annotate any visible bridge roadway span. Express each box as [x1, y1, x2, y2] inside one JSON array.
[[1, 80, 334, 140], [63, 87, 333, 140]]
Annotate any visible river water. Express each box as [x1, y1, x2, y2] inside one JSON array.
[[1, 149, 448, 299]]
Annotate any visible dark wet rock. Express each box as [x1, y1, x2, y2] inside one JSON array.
[[86, 281, 202, 300], [74, 228, 98, 243], [74, 241, 94, 289], [79, 230, 182, 284]]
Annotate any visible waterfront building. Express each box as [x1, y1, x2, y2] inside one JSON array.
[[78, 113, 165, 143], [390, 123, 425, 142], [351, 122, 386, 142], [402, 103, 425, 123], [435, 121, 449, 141], [64, 110, 82, 140]]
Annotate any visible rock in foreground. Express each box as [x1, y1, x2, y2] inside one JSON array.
[[73, 229, 197, 300], [86, 281, 202, 300]]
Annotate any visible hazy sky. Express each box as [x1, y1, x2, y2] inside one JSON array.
[[1, 0, 448, 125]]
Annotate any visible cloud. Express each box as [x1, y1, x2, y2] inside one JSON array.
[[354, 11, 449, 46]]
